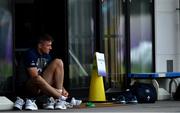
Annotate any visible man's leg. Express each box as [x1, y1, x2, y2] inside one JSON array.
[[43, 59, 64, 90], [26, 59, 65, 99], [41, 58, 65, 98], [26, 78, 41, 97]]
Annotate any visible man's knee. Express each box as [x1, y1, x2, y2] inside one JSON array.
[[53, 58, 64, 68]]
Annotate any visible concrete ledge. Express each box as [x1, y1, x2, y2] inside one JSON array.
[[0, 96, 14, 110], [158, 88, 171, 100]]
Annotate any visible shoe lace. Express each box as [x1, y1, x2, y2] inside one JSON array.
[[26, 99, 37, 105], [65, 102, 73, 108], [16, 97, 24, 103], [48, 97, 55, 104]]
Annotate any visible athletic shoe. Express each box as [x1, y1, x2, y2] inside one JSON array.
[[116, 95, 126, 104], [14, 97, 25, 110], [25, 99, 38, 110], [43, 97, 55, 110], [70, 97, 82, 106], [122, 89, 138, 104], [64, 101, 73, 108], [127, 95, 138, 104], [54, 98, 67, 110]]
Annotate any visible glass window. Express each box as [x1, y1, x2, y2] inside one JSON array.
[[102, 0, 125, 89], [68, 0, 94, 88], [0, 0, 13, 93]]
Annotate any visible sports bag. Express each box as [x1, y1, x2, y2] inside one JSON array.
[[130, 82, 157, 103]]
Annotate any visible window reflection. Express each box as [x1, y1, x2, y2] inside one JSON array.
[[0, 1, 13, 92], [130, 0, 153, 72], [68, 0, 94, 88], [102, 0, 125, 89]]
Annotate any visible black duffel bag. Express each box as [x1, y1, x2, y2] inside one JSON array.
[[130, 82, 157, 103], [173, 84, 180, 101]]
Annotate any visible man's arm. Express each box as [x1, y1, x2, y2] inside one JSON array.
[[27, 67, 39, 78]]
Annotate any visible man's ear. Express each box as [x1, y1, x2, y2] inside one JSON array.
[[38, 43, 42, 49]]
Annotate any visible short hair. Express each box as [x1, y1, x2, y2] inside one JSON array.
[[37, 34, 53, 44]]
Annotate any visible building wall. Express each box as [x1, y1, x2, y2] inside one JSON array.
[[155, 0, 180, 91], [155, 0, 179, 72]]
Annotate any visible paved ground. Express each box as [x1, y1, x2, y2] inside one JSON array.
[[3, 100, 180, 113]]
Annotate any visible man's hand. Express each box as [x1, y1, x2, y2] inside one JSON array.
[[62, 88, 69, 97], [27, 67, 39, 78]]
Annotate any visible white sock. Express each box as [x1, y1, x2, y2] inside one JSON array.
[[60, 95, 67, 100]]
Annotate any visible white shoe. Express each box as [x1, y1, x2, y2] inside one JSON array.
[[64, 101, 73, 108], [43, 97, 55, 110], [25, 99, 38, 110], [14, 97, 25, 110], [70, 97, 82, 106], [54, 98, 67, 110]]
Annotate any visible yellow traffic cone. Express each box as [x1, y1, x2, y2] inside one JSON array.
[[89, 52, 106, 102]]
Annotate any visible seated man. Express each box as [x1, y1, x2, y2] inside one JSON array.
[[14, 34, 81, 110]]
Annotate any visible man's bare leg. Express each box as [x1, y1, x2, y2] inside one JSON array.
[[26, 59, 65, 99], [42, 59, 65, 98], [26, 75, 62, 98]]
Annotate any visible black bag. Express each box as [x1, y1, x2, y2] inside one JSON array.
[[130, 82, 157, 103], [173, 84, 180, 100]]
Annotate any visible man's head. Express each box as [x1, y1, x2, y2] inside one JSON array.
[[37, 34, 53, 55]]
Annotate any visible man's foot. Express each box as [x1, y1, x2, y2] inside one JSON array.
[[43, 97, 55, 110], [25, 99, 38, 110], [14, 97, 25, 110], [60, 95, 68, 100]]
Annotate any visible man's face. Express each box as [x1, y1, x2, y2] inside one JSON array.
[[38, 40, 52, 54]]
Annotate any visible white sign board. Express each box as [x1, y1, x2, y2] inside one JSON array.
[[95, 52, 106, 76]]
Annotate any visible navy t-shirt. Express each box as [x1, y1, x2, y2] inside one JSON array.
[[24, 48, 52, 75]]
